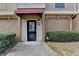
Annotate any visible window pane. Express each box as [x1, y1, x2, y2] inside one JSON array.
[[29, 22, 35, 31], [55, 3, 65, 8]]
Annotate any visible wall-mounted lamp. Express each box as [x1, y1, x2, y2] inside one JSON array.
[[37, 19, 40, 26]]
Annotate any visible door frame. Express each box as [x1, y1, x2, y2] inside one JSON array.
[[27, 20, 36, 41], [27, 19, 37, 42], [21, 19, 42, 43]]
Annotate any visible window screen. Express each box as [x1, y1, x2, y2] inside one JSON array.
[[55, 3, 65, 8]]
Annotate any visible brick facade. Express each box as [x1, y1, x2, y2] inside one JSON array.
[[72, 15, 79, 32], [45, 15, 70, 32], [0, 19, 20, 41]]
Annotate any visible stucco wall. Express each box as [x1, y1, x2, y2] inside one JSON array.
[[46, 15, 70, 32], [0, 19, 20, 41]]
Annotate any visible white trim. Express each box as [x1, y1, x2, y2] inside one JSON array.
[[44, 11, 76, 14]]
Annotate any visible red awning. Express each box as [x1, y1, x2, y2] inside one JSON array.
[[15, 8, 45, 14]]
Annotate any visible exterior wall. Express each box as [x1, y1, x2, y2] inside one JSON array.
[[45, 3, 75, 11], [72, 15, 79, 32], [0, 3, 45, 12], [0, 3, 77, 12], [0, 3, 6, 9], [21, 14, 42, 42], [0, 3, 78, 14], [17, 3, 45, 8], [0, 19, 20, 41], [77, 4, 79, 11], [1, 3, 79, 42], [0, 3, 17, 15], [0, 3, 17, 11], [0, 3, 78, 13], [45, 15, 70, 32], [6, 3, 17, 11], [77, 4, 79, 13]]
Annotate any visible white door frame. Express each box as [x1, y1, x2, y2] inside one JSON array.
[[21, 19, 42, 43]]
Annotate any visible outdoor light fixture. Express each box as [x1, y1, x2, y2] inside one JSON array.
[[38, 19, 40, 26]]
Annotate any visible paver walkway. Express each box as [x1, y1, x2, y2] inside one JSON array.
[[6, 42, 58, 56]]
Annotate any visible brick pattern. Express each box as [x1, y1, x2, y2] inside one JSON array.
[[72, 15, 79, 32], [0, 19, 20, 41], [46, 15, 70, 32]]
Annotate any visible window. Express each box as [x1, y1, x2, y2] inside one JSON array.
[[55, 3, 65, 8], [29, 22, 35, 32]]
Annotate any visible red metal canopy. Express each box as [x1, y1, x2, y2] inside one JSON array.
[[15, 8, 45, 14]]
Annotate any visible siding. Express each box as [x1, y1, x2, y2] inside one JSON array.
[[17, 3, 45, 8], [0, 3, 78, 13], [0, 3, 6, 10], [0, 3, 17, 12], [45, 3, 75, 11], [77, 3, 79, 12]]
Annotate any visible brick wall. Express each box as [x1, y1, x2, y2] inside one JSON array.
[[0, 19, 20, 41], [72, 15, 79, 32], [45, 15, 70, 32]]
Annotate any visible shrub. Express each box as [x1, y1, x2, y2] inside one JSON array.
[[47, 31, 79, 42], [0, 32, 16, 54]]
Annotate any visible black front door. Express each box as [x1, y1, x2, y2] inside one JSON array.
[[27, 20, 36, 41]]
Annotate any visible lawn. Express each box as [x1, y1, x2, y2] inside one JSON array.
[[47, 42, 79, 56]]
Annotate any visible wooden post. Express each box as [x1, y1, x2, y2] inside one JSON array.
[[42, 13, 45, 42], [16, 15, 21, 42], [8, 16, 10, 20], [69, 16, 72, 31]]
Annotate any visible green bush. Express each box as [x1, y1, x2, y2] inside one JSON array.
[[0, 32, 16, 54], [47, 31, 79, 42]]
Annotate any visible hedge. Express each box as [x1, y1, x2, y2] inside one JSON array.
[[47, 31, 79, 42], [0, 32, 16, 54]]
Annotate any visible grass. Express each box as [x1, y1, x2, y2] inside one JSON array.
[[63, 48, 75, 52], [47, 42, 79, 56]]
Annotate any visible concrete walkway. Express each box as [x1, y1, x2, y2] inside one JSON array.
[[6, 42, 58, 56]]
